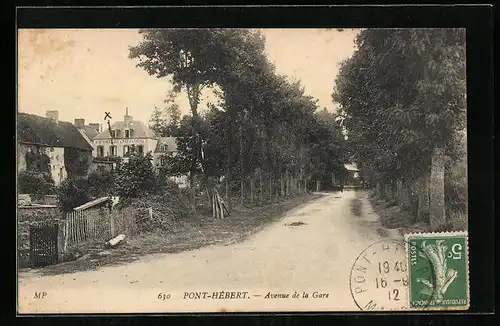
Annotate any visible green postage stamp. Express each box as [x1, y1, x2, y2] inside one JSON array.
[[405, 231, 469, 310]]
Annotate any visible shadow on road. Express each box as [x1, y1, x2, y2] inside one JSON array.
[[350, 198, 363, 216]]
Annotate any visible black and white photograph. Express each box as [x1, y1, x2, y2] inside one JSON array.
[[17, 26, 468, 313]]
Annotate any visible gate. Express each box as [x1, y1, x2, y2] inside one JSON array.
[[29, 222, 59, 267]]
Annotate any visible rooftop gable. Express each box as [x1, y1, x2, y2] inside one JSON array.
[[18, 113, 93, 151], [94, 120, 157, 140], [155, 137, 178, 153]]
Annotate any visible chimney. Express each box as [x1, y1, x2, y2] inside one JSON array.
[[89, 123, 101, 133], [124, 107, 133, 127], [46, 110, 59, 122], [74, 118, 85, 129]]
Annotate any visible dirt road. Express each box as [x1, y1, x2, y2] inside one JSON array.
[[18, 190, 406, 313]]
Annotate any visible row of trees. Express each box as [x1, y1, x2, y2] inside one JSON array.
[[130, 29, 349, 214], [333, 29, 467, 230]]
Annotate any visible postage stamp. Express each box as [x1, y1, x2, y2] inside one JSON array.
[[405, 232, 469, 310]]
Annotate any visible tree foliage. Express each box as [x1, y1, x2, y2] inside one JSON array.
[[18, 170, 55, 197], [87, 169, 116, 198], [56, 177, 91, 212], [64, 148, 90, 178], [132, 28, 349, 209], [115, 152, 158, 200], [333, 28, 466, 181]]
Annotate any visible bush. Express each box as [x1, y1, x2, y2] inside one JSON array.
[[115, 152, 158, 200], [88, 169, 116, 197], [124, 185, 190, 232], [56, 177, 91, 212], [18, 170, 55, 197], [25, 151, 51, 173], [64, 148, 90, 177]]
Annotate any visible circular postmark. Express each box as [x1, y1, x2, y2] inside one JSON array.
[[349, 239, 410, 311]]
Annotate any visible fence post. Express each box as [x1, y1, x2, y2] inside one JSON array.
[[63, 214, 69, 253], [110, 211, 115, 238]]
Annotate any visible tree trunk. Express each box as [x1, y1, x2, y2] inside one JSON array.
[[226, 166, 232, 211], [396, 179, 403, 205], [259, 170, 263, 202], [189, 170, 196, 213], [429, 146, 446, 230], [378, 182, 384, 198], [406, 179, 418, 222], [250, 176, 254, 204], [316, 180, 320, 192], [225, 176, 229, 209], [280, 173, 284, 197], [288, 172, 292, 196], [384, 182, 392, 201], [399, 179, 411, 210], [240, 178, 244, 206], [239, 114, 244, 207], [417, 172, 430, 223], [212, 186, 216, 218], [286, 171, 290, 196], [268, 175, 272, 201]]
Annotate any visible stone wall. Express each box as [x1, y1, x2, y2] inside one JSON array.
[[18, 206, 61, 222], [17, 206, 63, 268]]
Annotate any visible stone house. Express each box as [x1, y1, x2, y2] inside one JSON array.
[[91, 108, 187, 187], [93, 108, 158, 162], [17, 111, 93, 185]]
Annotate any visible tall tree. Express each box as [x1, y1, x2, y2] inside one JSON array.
[[333, 28, 466, 229], [130, 28, 269, 213]]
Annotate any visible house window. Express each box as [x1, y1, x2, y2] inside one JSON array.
[[137, 145, 144, 154], [160, 144, 168, 152], [110, 146, 117, 157], [110, 129, 116, 138], [123, 145, 130, 156], [124, 129, 135, 138], [97, 146, 104, 157], [160, 157, 167, 166]]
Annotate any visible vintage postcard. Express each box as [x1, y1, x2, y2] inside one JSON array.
[[17, 27, 468, 313]]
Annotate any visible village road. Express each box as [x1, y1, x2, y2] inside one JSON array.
[[18, 190, 406, 313]]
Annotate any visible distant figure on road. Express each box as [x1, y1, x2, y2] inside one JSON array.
[[340, 184, 344, 193]]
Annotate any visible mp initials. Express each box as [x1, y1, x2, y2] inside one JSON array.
[[33, 292, 47, 299]]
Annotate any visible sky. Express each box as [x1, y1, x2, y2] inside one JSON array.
[[17, 28, 359, 127]]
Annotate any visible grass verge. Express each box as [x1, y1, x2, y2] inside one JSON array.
[[25, 193, 324, 276], [367, 193, 430, 235]]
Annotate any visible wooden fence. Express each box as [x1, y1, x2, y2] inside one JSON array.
[[64, 208, 138, 251]]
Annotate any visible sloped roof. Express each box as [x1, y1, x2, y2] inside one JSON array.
[[94, 120, 157, 139], [73, 196, 110, 211], [154, 137, 178, 153], [18, 113, 93, 151], [344, 163, 359, 171], [81, 126, 99, 140]]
